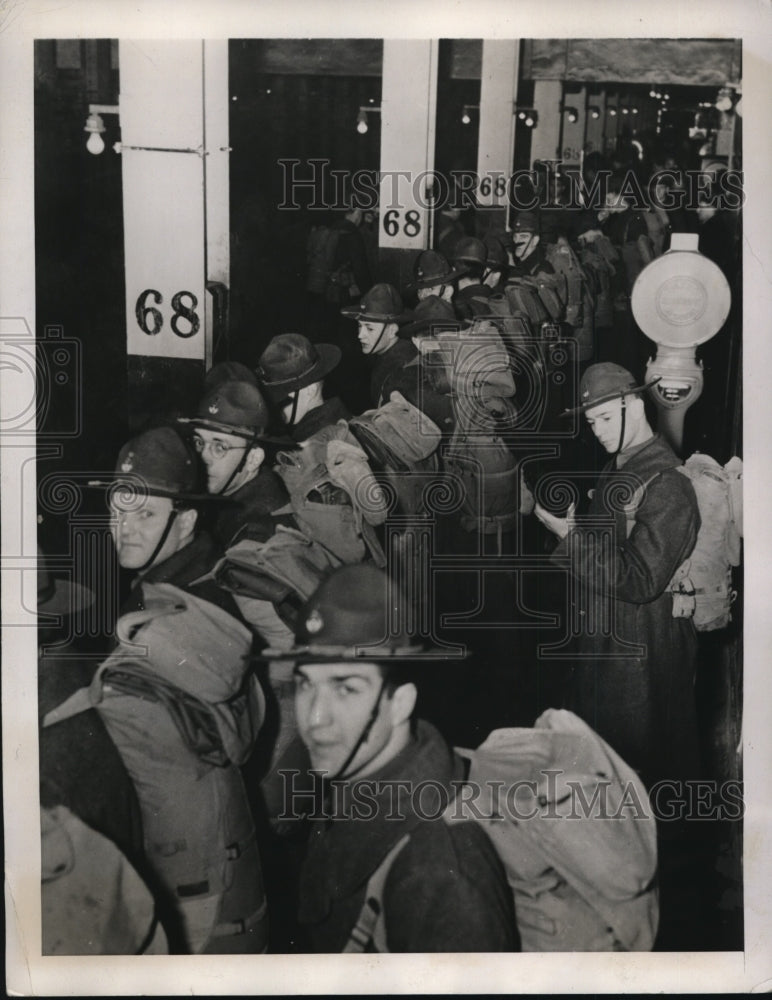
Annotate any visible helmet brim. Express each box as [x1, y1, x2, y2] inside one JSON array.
[[561, 377, 661, 416]]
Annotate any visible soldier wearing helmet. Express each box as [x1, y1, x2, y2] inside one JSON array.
[[179, 378, 289, 547], [341, 283, 418, 407], [534, 363, 701, 790], [448, 236, 494, 321], [256, 333, 348, 443], [406, 249, 466, 304], [261, 564, 515, 953]]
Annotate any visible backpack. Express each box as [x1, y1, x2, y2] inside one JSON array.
[[207, 525, 343, 629], [349, 391, 442, 518], [580, 246, 616, 328], [503, 278, 551, 330], [41, 804, 167, 955], [44, 583, 264, 767], [439, 323, 519, 547], [306, 225, 355, 303], [545, 241, 588, 327], [274, 422, 388, 566], [525, 272, 567, 322], [345, 709, 658, 953], [43, 584, 268, 953], [625, 454, 743, 630]]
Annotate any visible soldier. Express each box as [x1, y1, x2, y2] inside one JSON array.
[[256, 333, 348, 443], [64, 426, 269, 954], [406, 249, 466, 304], [398, 295, 462, 434], [341, 283, 417, 408], [179, 378, 288, 547], [506, 210, 555, 278], [449, 236, 494, 320], [263, 564, 516, 953], [482, 234, 509, 292], [534, 364, 701, 789]]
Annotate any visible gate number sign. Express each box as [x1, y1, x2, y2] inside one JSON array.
[[135, 289, 201, 338]]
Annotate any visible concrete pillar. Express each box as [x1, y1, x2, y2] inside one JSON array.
[[119, 40, 229, 424], [560, 85, 586, 168], [529, 79, 563, 168], [476, 39, 520, 233], [378, 39, 439, 289], [584, 90, 606, 160]]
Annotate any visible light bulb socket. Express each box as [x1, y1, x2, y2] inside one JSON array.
[[84, 112, 105, 136]]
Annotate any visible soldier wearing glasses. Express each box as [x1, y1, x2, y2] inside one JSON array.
[[179, 378, 289, 548]]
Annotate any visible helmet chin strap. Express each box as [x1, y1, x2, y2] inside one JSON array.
[[134, 503, 180, 574], [369, 322, 388, 355], [215, 431, 259, 496], [614, 396, 628, 458], [285, 391, 300, 428], [324, 677, 388, 783]]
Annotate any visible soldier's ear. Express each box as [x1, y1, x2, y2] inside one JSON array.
[[389, 681, 417, 728], [177, 507, 198, 542], [245, 445, 265, 474]]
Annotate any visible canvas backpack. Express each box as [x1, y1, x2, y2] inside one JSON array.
[[503, 278, 551, 331], [580, 245, 616, 328], [203, 524, 342, 629], [625, 454, 743, 631], [527, 272, 567, 323], [435, 322, 518, 546], [349, 390, 442, 518], [44, 582, 264, 767], [344, 708, 658, 953], [545, 240, 589, 327], [274, 422, 388, 566], [41, 804, 167, 955], [43, 584, 268, 953]]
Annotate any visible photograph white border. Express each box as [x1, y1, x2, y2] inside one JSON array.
[[2, 0, 771, 993]]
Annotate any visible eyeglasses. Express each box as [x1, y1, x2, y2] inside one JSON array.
[[192, 435, 247, 459]]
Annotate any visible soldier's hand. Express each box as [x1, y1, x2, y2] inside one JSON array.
[[534, 501, 575, 539]]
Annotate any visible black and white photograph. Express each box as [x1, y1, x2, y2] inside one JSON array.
[[2, 1, 770, 994]]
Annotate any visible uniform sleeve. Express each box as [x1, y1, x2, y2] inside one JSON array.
[[554, 468, 700, 604], [383, 821, 517, 952]]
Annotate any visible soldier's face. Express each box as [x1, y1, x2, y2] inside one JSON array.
[[110, 493, 191, 570], [357, 320, 387, 354], [193, 428, 257, 495], [294, 662, 397, 778], [513, 231, 536, 259], [585, 398, 627, 452]]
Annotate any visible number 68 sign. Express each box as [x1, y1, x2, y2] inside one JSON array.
[[135, 290, 201, 338]]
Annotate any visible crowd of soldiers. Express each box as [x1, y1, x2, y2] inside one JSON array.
[[38, 165, 736, 955]]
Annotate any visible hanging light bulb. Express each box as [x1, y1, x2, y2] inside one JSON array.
[[356, 110, 368, 135], [525, 114, 535, 127], [84, 112, 106, 155], [86, 131, 105, 155], [461, 109, 471, 125], [608, 107, 617, 117], [588, 106, 601, 120], [649, 89, 657, 98], [564, 106, 578, 123], [621, 106, 630, 115], [715, 86, 733, 112]]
